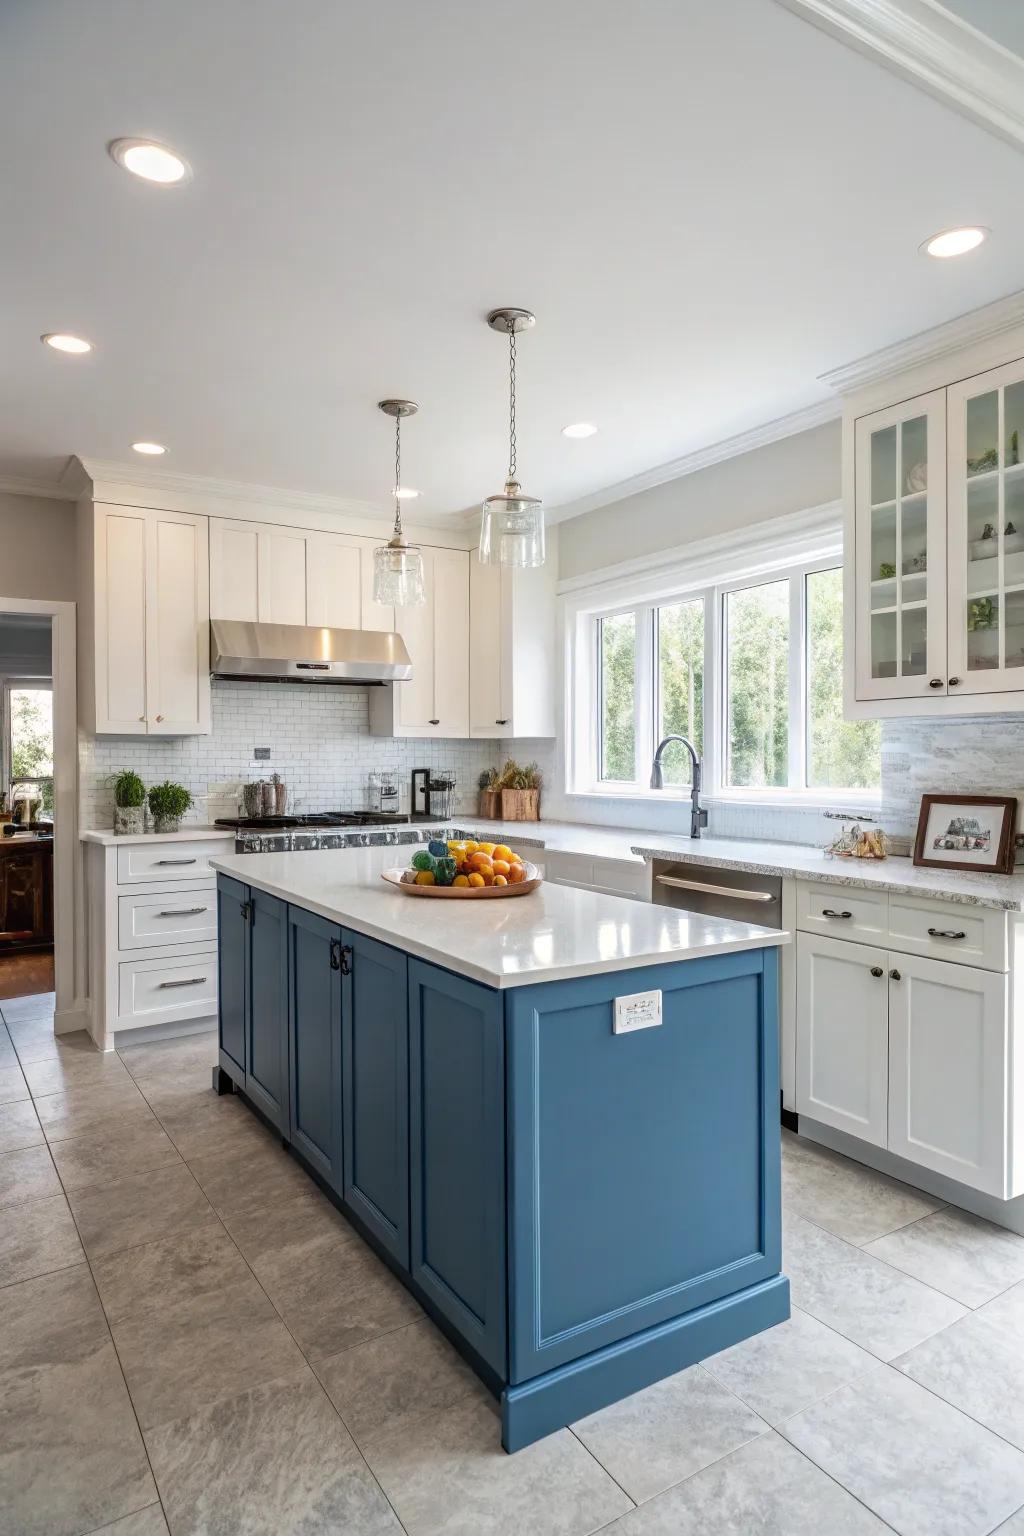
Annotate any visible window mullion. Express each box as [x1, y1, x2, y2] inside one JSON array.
[[635, 605, 655, 787], [789, 573, 806, 790]]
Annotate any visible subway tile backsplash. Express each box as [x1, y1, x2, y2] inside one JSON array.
[[78, 681, 550, 830]]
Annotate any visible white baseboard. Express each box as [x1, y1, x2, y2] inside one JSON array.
[[112, 1014, 218, 1051], [54, 1000, 90, 1036]]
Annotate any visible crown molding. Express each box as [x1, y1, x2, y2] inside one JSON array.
[[0, 471, 78, 502], [548, 398, 840, 525], [820, 288, 1024, 394], [73, 456, 388, 521], [774, 0, 1024, 151]]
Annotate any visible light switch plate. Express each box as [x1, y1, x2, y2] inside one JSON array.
[[613, 989, 662, 1034]]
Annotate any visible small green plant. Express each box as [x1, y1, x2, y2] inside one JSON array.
[[113, 770, 145, 809], [478, 767, 500, 791], [147, 781, 193, 823]]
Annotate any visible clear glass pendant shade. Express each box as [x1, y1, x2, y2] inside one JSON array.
[[372, 536, 426, 606], [479, 482, 545, 568]]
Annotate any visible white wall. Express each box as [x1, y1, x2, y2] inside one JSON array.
[[557, 420, 841, 581], [0, 493, 77, 603]]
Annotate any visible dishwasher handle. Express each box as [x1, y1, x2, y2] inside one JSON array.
[[654, 874, 775, 904]]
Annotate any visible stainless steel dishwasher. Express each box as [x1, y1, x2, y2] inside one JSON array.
[[650, 859, 783, 928]]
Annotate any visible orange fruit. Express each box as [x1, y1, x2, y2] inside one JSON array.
[[414, 870, 436, 885], [492, 859, 510, 877], [453, 874, 470, 888], [507, 862, 526, 883], [469, 851, 493, 872], [492, 874, 508, 886], [480, 869, 495, 885], [467, 872, 485, 888], [478, 842, 496, 855], [493, 845, 513, 863]]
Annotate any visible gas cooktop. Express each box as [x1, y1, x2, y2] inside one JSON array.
[[214, 811, 411, 831]]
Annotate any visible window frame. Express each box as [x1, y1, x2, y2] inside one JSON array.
[[3, 677, 55, 804], [569, 538, 879, 811]]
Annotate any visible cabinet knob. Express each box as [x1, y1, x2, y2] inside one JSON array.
[[138, 715, 146, 722], [948, 677, 961, 687], [496, 718, 509, 726], [429, 718, 440, 726], [155, 714, 164, 722], [928, 678, 943, 689], [890, 968, 901, 981], [870, 966, 884, 978]]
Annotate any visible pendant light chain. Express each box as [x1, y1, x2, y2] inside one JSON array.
[[393, 412, 403, 539], [507, 320, 517, 483]]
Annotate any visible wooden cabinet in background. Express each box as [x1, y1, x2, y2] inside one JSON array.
[[0, 840, 53, 951]]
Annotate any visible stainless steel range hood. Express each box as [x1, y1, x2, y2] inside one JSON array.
[[210, 620, 412, 685]]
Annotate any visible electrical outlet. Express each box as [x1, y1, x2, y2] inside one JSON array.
[[253, 747, 271, 761], [613, 990, 662, 1034]]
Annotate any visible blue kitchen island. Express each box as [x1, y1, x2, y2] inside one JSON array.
[[211, 844, 789, 1451]]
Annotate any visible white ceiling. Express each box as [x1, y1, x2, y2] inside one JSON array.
[[2, 0, 1023, 523]]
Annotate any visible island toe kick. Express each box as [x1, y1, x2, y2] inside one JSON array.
[[214, 870, 788, 1450]]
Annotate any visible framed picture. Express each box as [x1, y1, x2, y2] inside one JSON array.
[[913, 794, 1017, 875]]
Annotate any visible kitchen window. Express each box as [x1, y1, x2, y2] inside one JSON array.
[[3, 680, 54, 815], [574, 551, 880, 804]]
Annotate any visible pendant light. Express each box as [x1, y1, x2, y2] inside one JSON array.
[[479, 308, 545, 568], [373, 400, 426, 606]]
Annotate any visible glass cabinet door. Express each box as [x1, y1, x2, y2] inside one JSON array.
[[947, 359, 1024, 696], [854, 391, 947, 700]]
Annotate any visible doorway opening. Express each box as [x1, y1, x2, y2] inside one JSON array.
[[0, 617, 54, 999]]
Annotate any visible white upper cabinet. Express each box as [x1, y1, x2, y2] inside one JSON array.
[[845, 344, 1024, 716], [210, 519, 306, 625], [84, 503, 210, 736], [369, 547, 470, 738], [469, 560, 556, 739]]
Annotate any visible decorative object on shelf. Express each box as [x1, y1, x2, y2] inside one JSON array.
[[967, 596, 997, 631], [112, 770, 145, 836], [478, 767, 501, 820], [913, 793, 1017, 875], [967, 447, 999, 474], [498, 758, 542, 821], [480, 307, 545, 569], [877, 561, 896, 579], [905, 460, 927, 493], [373, 399, 425, 607], [147, 780, 193, 834], [823, 820, 887, 860]]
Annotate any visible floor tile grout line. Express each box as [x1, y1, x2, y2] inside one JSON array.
[[884, 1351, 1024, 1464], [565, 1424, 637, 1513], [781, 1432, 904, 1535], [785, 1207, 988, 1313]]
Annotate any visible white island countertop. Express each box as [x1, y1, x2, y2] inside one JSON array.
[[211, 845, 787, 989]]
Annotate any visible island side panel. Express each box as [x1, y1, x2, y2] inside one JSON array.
[[505, 946, 785, 1394]]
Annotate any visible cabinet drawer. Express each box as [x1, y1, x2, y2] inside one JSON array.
[[589, 856, 648, 899], [118, 950, 218, 1026], [117, 887, 217, 951], [887, 894, 1007, 972], [796, 882, 887, 945], [116, 839, 230, 886]]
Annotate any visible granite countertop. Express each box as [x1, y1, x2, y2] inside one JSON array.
[[211, 845, 786, 990], [80, 826, 235, 846]]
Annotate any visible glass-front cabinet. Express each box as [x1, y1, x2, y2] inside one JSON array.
[[947, 359, 1024, 697], [853, 390, 947, 700]]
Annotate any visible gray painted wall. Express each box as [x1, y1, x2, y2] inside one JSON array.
[[0, 493, 77, 602]]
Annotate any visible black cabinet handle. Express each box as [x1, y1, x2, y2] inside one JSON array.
[[870, 966, 884, 977], [927, 926, 966, 940], [158, 976, 207, 989], [158, 907, 208, 918], [156, 857, 197, 866], [948, 677, 961, 687], [822, 908, 853, 920], [928, 678, 943, 688], [496, 718, 508, 725], [330, 939, 353, 974], [330, 939, 341, 971], [890, 968, 901, 981], [429, 718, 440, 726], [240, 901, 252, 923]]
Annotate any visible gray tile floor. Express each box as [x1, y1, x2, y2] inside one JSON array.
[[3, 997, 1024, 1535]]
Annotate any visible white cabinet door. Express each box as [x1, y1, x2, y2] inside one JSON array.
[[147, 512, 210, 735], [96, 509, 148, 733], [853, 390, 947, 702], [257, 530, 307, 625], [888, 951, 1009, 1196], [394, 553, 436, 732], [431, 548, 469, 736], [796, 932, 889, 1147], [356, 538, 396, 634], [209, 520, 259, 621], [947, 357, 1024, 698], [470, 560, 509, 737], [306, 534, 362, 629]]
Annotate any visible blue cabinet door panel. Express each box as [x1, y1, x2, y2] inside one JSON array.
[[245, 889, 289, 1130], [287, 905, 343, 1188], [342, 930, 409, 1266], [507, 948, 780, 1384], [409, 960, 506, 1375], [217, 875, 247, 1076]]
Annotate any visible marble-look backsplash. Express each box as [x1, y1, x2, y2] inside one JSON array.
[[881, 716, 1024, 841]]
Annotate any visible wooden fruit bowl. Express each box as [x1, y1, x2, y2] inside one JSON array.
[[381, 861, 543, 899]]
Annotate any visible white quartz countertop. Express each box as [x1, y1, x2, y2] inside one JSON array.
[[80, 826, 234, 846], [211, 845, 787, 989]]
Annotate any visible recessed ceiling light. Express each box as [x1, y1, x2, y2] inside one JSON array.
[[562, 422, 598, 439], [41, 332, 92, 354], [108, 138, 191, 185], [393, 486, 419, 499], [921, 226, 988, 259], [132, 441, 167, 456]]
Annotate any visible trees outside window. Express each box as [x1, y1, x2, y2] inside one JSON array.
[[7, 685, 54, 814]]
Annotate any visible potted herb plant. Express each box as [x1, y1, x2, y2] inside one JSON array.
[[498, 759, 542, 822], [112, 770, 146, 836], [147, 780, 193, 834], [478, 767, 501, 820]]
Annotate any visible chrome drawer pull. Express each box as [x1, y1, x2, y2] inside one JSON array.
[[654, 875, 774, 903], [927, 926, 966, 940], [822, 908, 853, 920], [157, 907, 208, 918], [157, 976, 207, 989], [155, 857, 198, 866]]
